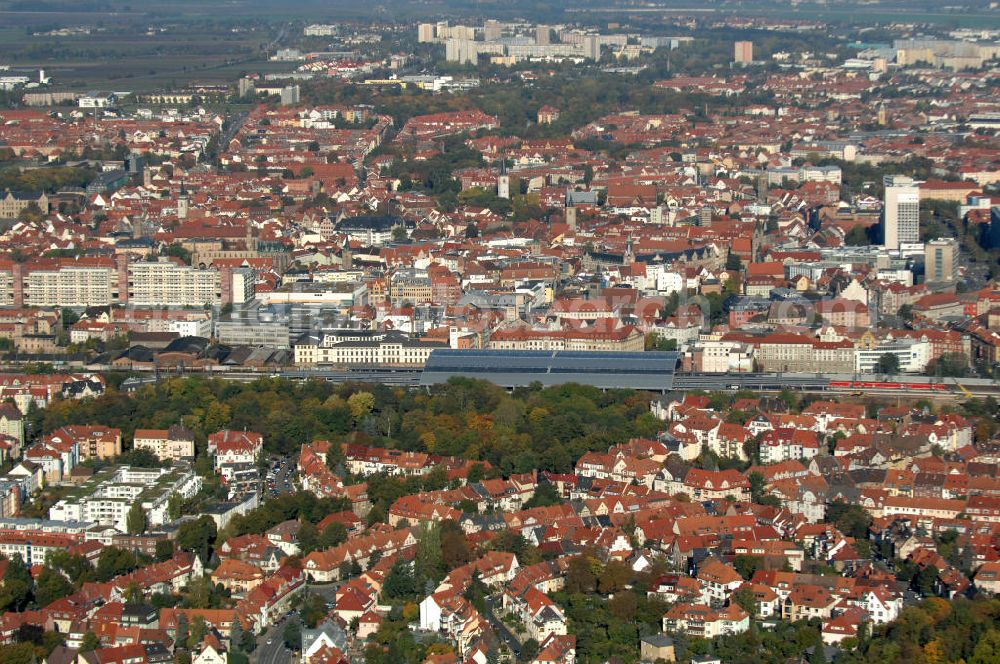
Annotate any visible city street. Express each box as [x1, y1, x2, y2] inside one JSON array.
[[483, 596, 521, 658], [252, 615, 293, 664]]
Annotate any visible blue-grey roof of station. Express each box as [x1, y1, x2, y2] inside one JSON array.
[[420, 349, 680, 390]]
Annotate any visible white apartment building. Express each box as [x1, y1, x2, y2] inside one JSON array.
[[304, 24, 338, 36], [21, 263, 117, 307], [0, 533, 74, 566], [0, 268, 14, 306], [133, 426, 196, 461], [169, 317, 214, 337], [230, 267, 256, 305], [127, 259, 221, 307], [883, 175, 920, 250], [855, 338, 931, 374], [49, 464, 201, 530], [694, 338, 754, 373]]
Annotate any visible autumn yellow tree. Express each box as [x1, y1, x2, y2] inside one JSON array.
[[347, 391, 375, 422]]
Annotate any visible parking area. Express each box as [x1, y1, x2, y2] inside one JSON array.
[[265, 455, 295, 498]]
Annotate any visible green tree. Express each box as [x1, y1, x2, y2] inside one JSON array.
[[421, 465, 449, 491], [645, 335, 678, 351], [777, 389, 799, 411], [168, 491, 184, 520], [0, 554, 33, 611], [124, 581, 143, 604], [283, 620, 302, 650], [597, 560, 632, 595], [0, 643, 38, 664], [229, 616, 244, 654], [175, 613, 189, 650], [126, 502, 147, 535], [80, 631, 101, 653], [34, 566, 74, 607], [748, 471, 766, 504], [877, 353, 900, 375], [176, 515, 217, 562], [241, 623, 257, 653], [318, 522, 347, 549], [970, 629, 1000, 664], [229, 653, 250, 664], [734, 555, 762, 581], [95, 547, 142, 582], [844, 224, 870, 246], [183, 575, 220, 609], [565, 554, 597, 594], [187, 616, 208, 649], [926, 352, 968, 378], [519, 639, 539, 663], [347, 391, 375, 422], [383, 561, 419, 600], [467, 463, 486, 483], [523, 482, 563, 509], [298, 520, 319, 555], [414, 523, 444, 586], [155, 539, 175, 562], [827, 501, 873, 539], [916, 565, 939, 596], [46, 550, 94, 587], [732, 586, 757, 618], [162, 244, 193, 265], [298, 592, 328, 629]]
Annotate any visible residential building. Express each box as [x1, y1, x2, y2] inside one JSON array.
[[753, 334, 855, 373], [488, 322, 644, 352], [45, 425, 122, 461], [48, 464, 202, 530], [662, 603, 750, 639], [855, 338, 930, 374], [925, 238, 958, 283], [126, 259, 221, 307], [883, 175, 920, 250], [0, 403, 24, 448], [0, 191, 49, 219], [133, 425, 196, 461], [18, 258, 117, 307], [734, 41, 754, 63]]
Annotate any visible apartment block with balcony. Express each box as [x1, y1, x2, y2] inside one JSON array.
[[127, 259, 222, 307]]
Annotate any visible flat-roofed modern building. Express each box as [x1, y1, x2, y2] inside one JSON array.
[[883, 175, 920, 250]]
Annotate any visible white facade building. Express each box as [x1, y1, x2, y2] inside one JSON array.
[[127, 259, 221, 307], [49, 464, 201, 530], [855, 339, 930, 374], [883, 175, 920, 250]]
